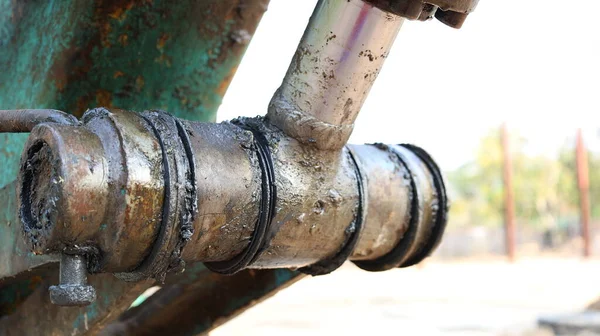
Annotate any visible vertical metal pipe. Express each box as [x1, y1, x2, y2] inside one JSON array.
[[267, 0, 404, 149], [576, 128, 592, 258], [501, 123, 516, 262]]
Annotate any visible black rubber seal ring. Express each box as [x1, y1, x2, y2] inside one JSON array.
[[204, 125, 277, 274], [248, 128, 278, 264], [114, 111, 197, 282], [299, 149, 366, 276], [115, 114, 175, 281], [169, 118, 198, 270], [397, 144, 448, 268], [352, 143, 420, 272]]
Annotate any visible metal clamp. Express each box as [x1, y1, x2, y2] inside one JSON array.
[[204, 119, 278, 275]]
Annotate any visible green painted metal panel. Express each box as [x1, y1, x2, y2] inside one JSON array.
[[0, 0, 275, 330], [0, 0, 268, 187]]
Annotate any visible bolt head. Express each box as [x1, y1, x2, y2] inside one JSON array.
[[49, 284, 96, 306]]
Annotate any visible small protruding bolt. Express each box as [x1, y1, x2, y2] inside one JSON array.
[[49, 254, 96, 306]]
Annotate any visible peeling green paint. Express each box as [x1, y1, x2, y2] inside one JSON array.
[[0, 0, 267, 188], [0, 0, 277, 331]]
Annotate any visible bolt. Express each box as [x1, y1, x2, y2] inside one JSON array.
[[49, 254, 96, 306]]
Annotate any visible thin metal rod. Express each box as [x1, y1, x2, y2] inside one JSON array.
[[501, 123, 516, 262], [0, 109, 78, 132], [268, 0, 404, 149], [576, 128, 592, 258]]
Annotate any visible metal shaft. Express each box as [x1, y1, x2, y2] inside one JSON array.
[[59, 254, 87, 285], [12, 0, 444, 285], [49, 254, 96, 306], [0, 110, 78, 132], [17, 109, 446, 277], [267, 0, 404, 149], [6, 0, 452, 310]]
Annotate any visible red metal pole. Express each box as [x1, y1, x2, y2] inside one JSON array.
[[576, 129, 592, 258], [501, 123, 516, 262]]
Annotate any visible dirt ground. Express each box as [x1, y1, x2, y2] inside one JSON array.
[[211, 258, 600, 336]]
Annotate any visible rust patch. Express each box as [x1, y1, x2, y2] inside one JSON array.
[[135, 76, 145, 91], [96, 90, 113, 108], [215, 66, 238, 97], [118, 33, 129, 46], [154, 54, 172, 67], [156, 33, 171, 50], [99, 21, 113, 48], [108, 1, 134, 21]]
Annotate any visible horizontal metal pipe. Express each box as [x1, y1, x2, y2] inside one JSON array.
[[178, 121, 261, 263], [347, 144, 411, 261], [19, 110, 165, 272], [16, 109, 446, 277], [267, 0, 404, 149], [0, 109, 78, 132]]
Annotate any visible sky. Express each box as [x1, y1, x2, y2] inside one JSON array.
[[218, 0, 600, 170]]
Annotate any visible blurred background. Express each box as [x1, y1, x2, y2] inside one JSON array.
[[213, 0, 600, 335]]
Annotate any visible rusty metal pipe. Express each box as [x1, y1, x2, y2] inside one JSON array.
[[15, 109, 446, 279], [267, 0, 404, 150], [0, 109, 79, 132], [1, 0, 455, 309]]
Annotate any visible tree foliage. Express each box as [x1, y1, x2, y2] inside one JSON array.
[[447, 128, 599, 228]]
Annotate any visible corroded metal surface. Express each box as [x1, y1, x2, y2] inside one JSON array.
[[100, 264, 302, 336], [0, 0, 270, 327], [13, 109, 447, 279], [48, 254, 96, 306], [179, 121, 261, 263], [0, 0, 268, 188], [268, 0, 404, 150], [348, 144, 411, 261], [19, 110, 166, 274], [0, 0, 461, 332], [0, 110, 78, 132], [352, 144, 446, 271], [0, 273, 154, 336], [244, 118, 360, 269], [0, 263, 298, 336]]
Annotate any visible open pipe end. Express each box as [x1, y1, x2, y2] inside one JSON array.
[[19, 139, 61, 253], [17, 123, 108, 254]]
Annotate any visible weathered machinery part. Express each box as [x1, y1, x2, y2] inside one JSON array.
[[363, 0, 479, 28], [0, 271, 155, 336], [298, 147, 367, 276], [5, 107, 447, 307], [202, 122, 275, 275], [99, 265, 302, 336], [0, 110, 79, 132], [2, 0, 457, 309], [396, 144, 448, 267], [0, 0, 271, 314], [19, 110, 165, 274], [350, 144, 447, 271], [232, 118, 361, 271], [115, 110, 198, 283], [0, 0, 270, 193], [266, 0, 480, 155], [48, 254, 96, 306], [267, 0, 405, 150]]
